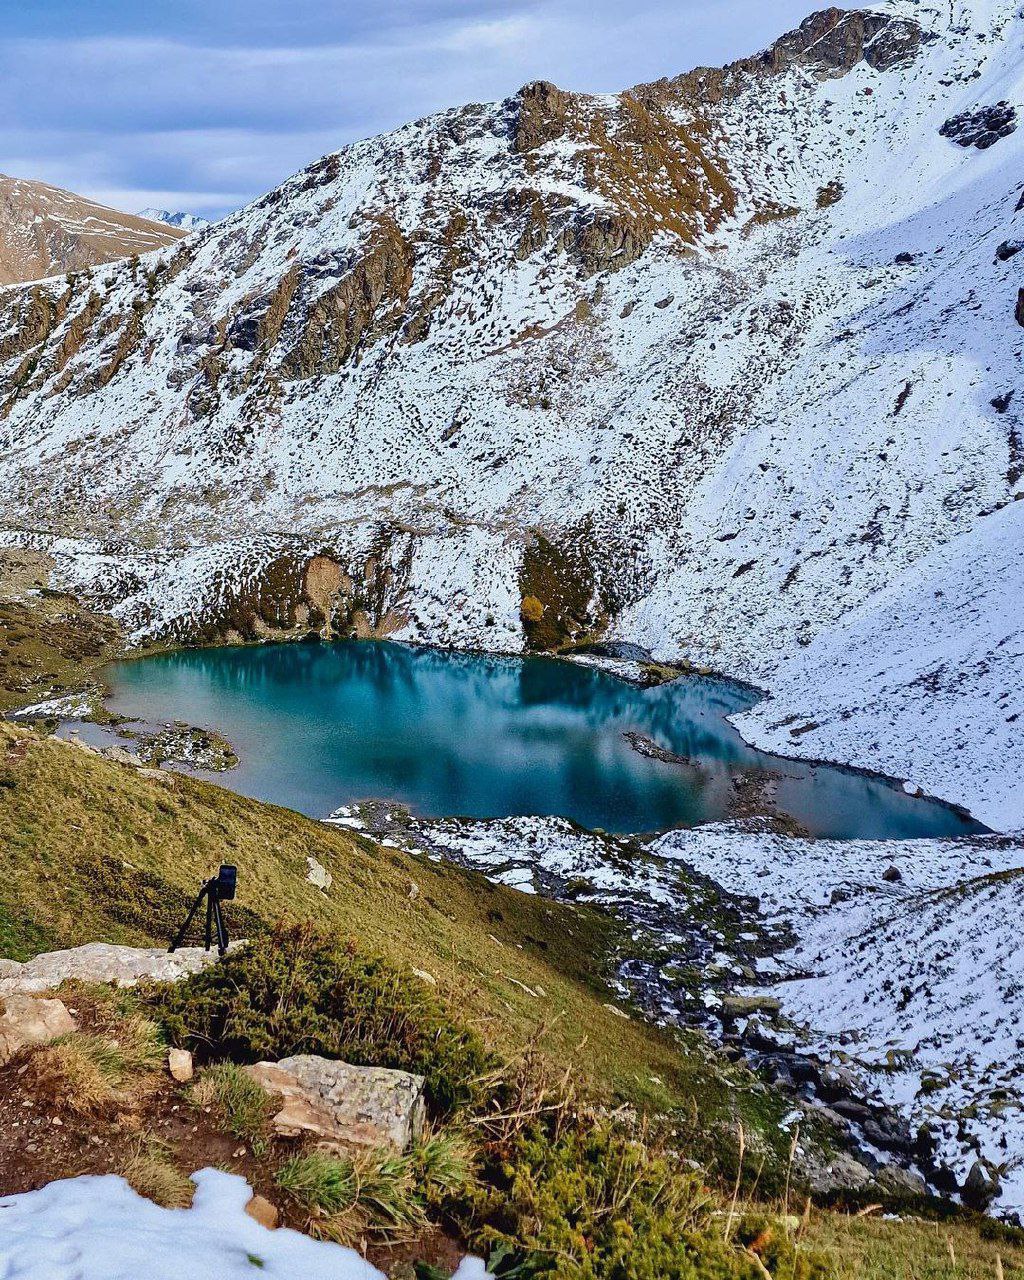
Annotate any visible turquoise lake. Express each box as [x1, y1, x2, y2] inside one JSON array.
[[102, 641, 983, 839]]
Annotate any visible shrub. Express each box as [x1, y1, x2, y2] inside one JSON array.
[[25, 1033, 131, 1114], [457, 1049, 829, 1279], [520, 595, 544, 624], [150, 923, 492, 1113]]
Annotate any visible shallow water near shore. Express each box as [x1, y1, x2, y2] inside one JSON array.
[[101, 641, 983, 839]]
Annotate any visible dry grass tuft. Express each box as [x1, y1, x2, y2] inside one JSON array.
[[119, 1138, 194, 1208], [190, 1061, 272, 1149], [25, 1033, 129, 1114]]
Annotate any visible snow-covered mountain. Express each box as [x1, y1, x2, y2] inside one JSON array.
[[0, 0, 1021, 827], [0, 176, 184, 285], [136, 208, 214, 233]]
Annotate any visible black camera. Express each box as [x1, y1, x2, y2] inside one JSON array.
[[216, 863, 237, 901], [169, 863, 238, 957]]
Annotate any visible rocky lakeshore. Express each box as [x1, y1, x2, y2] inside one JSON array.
[[328, 801, 1024, 1216]]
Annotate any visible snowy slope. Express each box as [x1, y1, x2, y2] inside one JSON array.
[[0, 1, 1021, 824], [331, 803, 1024, 1211], [662, 823, 1024, 1211]]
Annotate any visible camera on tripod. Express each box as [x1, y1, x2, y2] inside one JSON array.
[[168, 864, 237, 957]]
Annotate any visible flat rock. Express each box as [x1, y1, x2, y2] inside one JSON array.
[[244, 1194, 280, 1229], [0, 994, 77, 1064], [0, 943, 228, 997], [721, 994, 782, 1018], [246, 1054, 426, 1155]]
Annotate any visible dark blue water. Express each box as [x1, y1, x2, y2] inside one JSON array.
[[102, 642, 983, 839]]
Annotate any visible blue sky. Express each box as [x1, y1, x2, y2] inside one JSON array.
[[0, 1, 814, 218]]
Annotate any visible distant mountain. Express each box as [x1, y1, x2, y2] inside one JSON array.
[[0, 1, 1021, 831], [137, 208, 213, 233], [0, 176, 185, 286]]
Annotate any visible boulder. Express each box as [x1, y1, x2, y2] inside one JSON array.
[[875, 1163, 929, 1198], [800, 1148, 874, 1195], [882, 865, 903, 883], [0, 994, 77, 1064], [246, 1055, 426, 1155], [0, 943, 229, 997], [305, 857, 332, 893], [720, 994, 782, 1019], [963, 1159, 1001, 1210]]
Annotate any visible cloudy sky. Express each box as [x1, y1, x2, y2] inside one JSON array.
[[0, 0, 812, 219]]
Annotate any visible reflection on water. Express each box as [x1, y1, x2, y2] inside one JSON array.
[[102, 641, 984, 839]]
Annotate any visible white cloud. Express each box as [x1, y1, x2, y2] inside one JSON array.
[[0, 0, 814, 215]]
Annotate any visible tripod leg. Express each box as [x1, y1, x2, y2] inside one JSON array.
[[205, 893, 214, 951], [168, 887, 207, 953], [212, 895, 229, 957]]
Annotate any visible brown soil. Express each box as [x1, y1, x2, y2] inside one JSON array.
[[0, 996, 465, 1278]]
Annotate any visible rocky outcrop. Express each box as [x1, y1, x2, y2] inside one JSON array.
[[512, 81, 575, 153], [758, 8, 924, 77], [246, 1055, 426, 1155], [280, 218, 415, 377], [303, 556, 351, 640], [941, 102, 1017, 149], [0, 994, 77, 1065], [0, 943, 226, 996]]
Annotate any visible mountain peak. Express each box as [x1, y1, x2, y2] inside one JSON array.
[[0, 175, 185, 286], [137, 208, 214, 233]]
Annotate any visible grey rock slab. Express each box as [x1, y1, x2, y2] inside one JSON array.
[[0, 942, 231, 996], [246, 1054, 426, 1155]]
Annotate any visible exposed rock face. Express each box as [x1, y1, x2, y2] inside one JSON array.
[[755, 7, 924, 76], [246, 1055, 426, 1155], [0, 944, 226, 996], [303, 556, 350, 640], [0, 174, 184, 285], [279, 219, 415, 378], [0, 994, 77, 1065], [941, 101, 1017, 149]]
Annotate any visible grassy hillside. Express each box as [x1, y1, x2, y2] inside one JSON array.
[[0, 720, 787, 1163]]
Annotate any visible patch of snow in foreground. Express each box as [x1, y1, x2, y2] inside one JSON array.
[[0, 1170, 378, 1280]]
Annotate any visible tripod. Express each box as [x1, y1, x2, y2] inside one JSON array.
[[168, 875, 231, 957]]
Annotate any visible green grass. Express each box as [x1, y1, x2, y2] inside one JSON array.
[[190, 1062, 273, 1147], [276, 1132, 477, 1246], [0, 596, 123, 713], [803, 1208, 1024, 1278]]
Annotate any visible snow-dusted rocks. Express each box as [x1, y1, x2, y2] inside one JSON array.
[[664, 823, 1024, 1212]]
